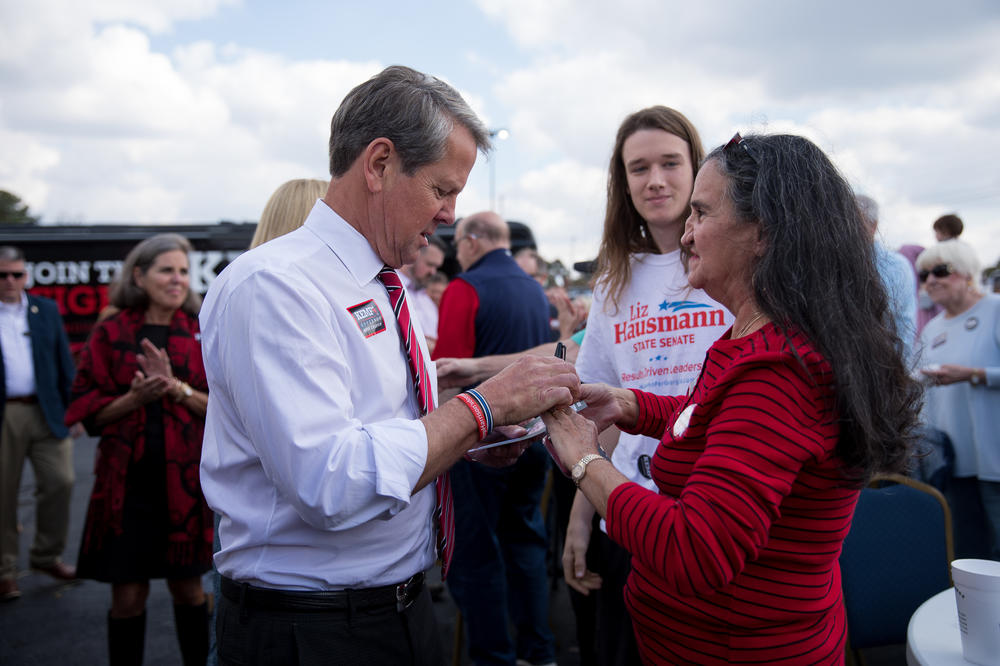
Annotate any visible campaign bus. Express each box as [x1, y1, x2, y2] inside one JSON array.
[[0, 223, 256, 352]]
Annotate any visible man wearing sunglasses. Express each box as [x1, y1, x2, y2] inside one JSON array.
[[0, 246, 78, 601]]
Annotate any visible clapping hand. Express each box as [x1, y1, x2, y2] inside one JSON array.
[[129, 370, 171, 404], [136, 338, 173, 380]]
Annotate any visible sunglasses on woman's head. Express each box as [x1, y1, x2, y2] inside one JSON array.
[[724, 132, 759, 165], [918, 263, 954, 282]]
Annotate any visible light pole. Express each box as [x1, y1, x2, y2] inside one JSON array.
[[488, 128, 509, 212]]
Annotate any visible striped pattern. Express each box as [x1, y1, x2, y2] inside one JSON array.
[[377, 266, 455, 578], [462, 388, 493, 433], [606, 325, 857, 665]]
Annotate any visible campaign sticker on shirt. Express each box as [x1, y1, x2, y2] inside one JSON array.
[[347, 299, 386, 338], [673, 403, 697, 438], [931, 332, 947, 349], [965, 316, 979, 331], [637, 454, 653, 480]]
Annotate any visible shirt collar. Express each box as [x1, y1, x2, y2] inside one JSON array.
[[302, 199, 386, 287], [0, 291, 28, 315]]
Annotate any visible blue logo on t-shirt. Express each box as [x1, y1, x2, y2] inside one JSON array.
[[659, 300, 712, 312]]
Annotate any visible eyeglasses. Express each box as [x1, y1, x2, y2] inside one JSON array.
[[724, 132, 759, 165], [0, 271, 25, 280], [454, 233, 478, 245], [918, 263, 955, 282]]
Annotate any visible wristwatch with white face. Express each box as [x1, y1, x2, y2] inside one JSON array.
[[571, 453, 605, 487], [174, 381, 194, 401]]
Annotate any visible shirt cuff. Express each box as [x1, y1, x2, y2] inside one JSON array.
[[364, 417, 429, 509]]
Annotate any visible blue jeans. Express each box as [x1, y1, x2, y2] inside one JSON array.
[[447, 441, 555, 666]]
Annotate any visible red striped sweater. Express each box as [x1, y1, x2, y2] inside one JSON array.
[[605, 324, 857, 665]]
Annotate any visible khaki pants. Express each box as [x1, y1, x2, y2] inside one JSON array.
[[0, 402, 74, 580]]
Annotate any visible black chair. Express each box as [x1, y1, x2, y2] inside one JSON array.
[[839, 473, 954, 665]]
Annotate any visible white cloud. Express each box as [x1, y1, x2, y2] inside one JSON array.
[[1, 0, 998, 270], [0, 5, 376, 222], [499, 159, 608, 265], [0, 129, 60, 207]]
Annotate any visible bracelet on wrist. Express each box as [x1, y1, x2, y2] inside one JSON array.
[[456, 393, 489, 439], [455, 388, 494, 440], [464, 388, 493, 433]]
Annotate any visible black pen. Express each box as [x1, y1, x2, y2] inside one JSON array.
[[554, 341, 587, 412]]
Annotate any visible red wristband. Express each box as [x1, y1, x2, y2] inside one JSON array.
[[456, 392, 489, 440]]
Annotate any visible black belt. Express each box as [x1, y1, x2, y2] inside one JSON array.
[[6, 395, 37, 404], [220, 573, 424, 614]]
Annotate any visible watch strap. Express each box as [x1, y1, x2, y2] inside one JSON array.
[[572, 453, 605, 487]]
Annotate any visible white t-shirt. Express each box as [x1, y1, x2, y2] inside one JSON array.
[[576, 251, 733, 491]]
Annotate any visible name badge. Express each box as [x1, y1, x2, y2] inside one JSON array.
[[637, 454, 653, 480], [347, 300, 386, 338]]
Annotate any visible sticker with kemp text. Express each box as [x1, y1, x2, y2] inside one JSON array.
[[347, 300, 386, 338]]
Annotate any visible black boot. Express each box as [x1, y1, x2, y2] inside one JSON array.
[[108, 610, 146, 666], [174, 602, 209, 666]]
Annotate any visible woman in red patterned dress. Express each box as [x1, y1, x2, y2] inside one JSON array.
[[66, 233, 212, 665], [542, 134, 922, 665]]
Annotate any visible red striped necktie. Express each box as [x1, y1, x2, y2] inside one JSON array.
[[376, 265, 455, 578]]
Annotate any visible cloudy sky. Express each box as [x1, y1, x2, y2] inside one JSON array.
[[2, 0, 999, 272]]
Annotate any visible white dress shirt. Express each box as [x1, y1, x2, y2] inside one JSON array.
[[0, 293, 37, 397], [199, 199, 438, 590]]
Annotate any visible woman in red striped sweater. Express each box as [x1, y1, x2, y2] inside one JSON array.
[[542, 133, 922, 665]]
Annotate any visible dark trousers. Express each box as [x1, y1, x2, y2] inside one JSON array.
[[568, 522, 641, 666], [446, 441, 555, 666], [946, 475, 995, 560], [216, 583, 444, 666]]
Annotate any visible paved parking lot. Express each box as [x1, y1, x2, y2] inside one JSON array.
[[0, 434, 582, 665]]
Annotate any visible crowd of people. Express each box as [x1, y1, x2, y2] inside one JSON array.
[[1, 64, 998, 666]]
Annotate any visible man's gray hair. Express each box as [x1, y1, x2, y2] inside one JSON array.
[[856, 194, 879, 227], [0, 246, 25, 262], [328, 65, 492, 177]]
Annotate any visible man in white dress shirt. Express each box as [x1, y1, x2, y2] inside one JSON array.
[[199, 66, 579, 666]]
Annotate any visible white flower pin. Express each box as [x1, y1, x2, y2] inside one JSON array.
[[673, 403, 697, 438]]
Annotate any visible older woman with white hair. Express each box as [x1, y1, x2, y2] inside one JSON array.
[[918, 239, 1000, 560]]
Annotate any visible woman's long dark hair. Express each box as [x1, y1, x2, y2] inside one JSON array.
[[708, 134, 921, 481]]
